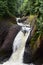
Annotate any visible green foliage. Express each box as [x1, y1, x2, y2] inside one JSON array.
[[0, 0, 43, 20], [0, 0, 7, 16], [18, 0, 43, 37], [18, 0, 43, 16], [18, 0, 29, 16], [0, 0, 23, 17]]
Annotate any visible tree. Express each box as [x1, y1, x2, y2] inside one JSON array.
[[0, 0, 23, 17]]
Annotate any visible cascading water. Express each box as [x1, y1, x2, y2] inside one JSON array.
[[2, 18, 33, 65]]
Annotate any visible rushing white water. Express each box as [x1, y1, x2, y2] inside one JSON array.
[[2, 27, 31, 65], [16, 18, 30, 27], [2, 17, 34, 65]]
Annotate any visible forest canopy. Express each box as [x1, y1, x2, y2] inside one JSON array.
[[0, 0, 43, 31], [0, 0, 43, 17], [0, 0, 43, 30]]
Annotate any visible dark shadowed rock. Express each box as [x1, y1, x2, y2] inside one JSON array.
[[0, 24, 21, 63]]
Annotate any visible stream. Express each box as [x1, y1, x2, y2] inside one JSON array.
[[1, 17, 34, 65]]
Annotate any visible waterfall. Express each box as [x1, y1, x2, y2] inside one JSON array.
[[2, 27, 31, 65], [2, 17, 35, 65]]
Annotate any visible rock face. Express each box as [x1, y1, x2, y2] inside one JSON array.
[[23, 16, 37, 64], [23, 16, 43, 64], [32, 36, 43, 64], [0, 25, 21, 63]]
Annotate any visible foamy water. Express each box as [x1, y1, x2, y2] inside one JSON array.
[[2, 27, 31, 65]]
